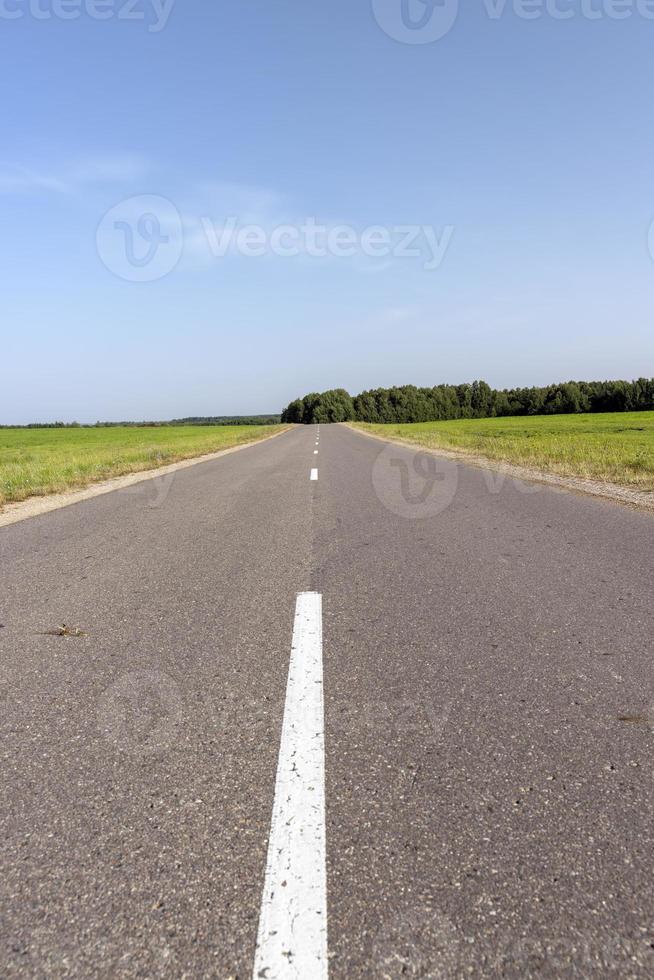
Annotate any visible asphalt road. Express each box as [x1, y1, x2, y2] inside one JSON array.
[[1, 423, 653, 978]]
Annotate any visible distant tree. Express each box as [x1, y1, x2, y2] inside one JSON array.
[[470, 380, 494, 418], [543, 382, 589, 415], [313, 389, 355, 423], [281, 399, 304, 423], [492, 390, 512, 417], [456, 384, 473, 419], [300, 393, 322, 423]]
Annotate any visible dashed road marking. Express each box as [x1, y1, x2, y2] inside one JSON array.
[[311, 468, 318, 481], [252, 593, 327, 979]]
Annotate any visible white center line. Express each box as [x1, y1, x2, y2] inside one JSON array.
[[310, 468, 318, 481], [252, 593, 327, 980]]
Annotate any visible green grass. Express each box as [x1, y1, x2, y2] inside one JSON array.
[[0, 425, 287, 507], [352, 412, 654, 491]]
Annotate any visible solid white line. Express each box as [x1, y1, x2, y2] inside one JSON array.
[[310, 468, 318, 481], [252, 593, 327, 980]]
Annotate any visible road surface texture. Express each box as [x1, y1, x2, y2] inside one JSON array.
[[1, 423, 652, 978]]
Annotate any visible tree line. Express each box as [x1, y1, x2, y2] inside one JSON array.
[[280, 378, 654, 424], [0, 415, 281, 429]]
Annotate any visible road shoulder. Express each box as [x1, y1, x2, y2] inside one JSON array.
[[344, 422, 654, 514], [0, 427, 293, 529]]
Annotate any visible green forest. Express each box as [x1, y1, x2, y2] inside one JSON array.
[[281, 379, 654, 424]]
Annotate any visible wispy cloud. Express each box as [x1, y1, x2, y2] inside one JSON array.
[[0, 164, 71, 195], [0, 153, 150, 196], [70, 152, 151, 184], [194, 180, 286, 221], [379, 307, 419, 323], [180, 182, 426, 272]]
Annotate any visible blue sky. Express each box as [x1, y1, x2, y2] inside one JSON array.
[[1, 0, 653, 423]]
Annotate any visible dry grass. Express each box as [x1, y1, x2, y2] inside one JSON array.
[[351, 412, 654, 491]]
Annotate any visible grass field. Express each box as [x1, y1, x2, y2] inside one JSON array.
[[352, 412, 654, 491], [0, 425, 287, 508]]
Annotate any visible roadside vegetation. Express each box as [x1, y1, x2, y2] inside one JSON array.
[[282, 378, 654, 424], [352, 413, 654, 490], [0, 424, 286, 507]]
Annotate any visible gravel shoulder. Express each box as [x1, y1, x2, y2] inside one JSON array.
[[346, 423, 654, 514], [0, 427, 292, 529]]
